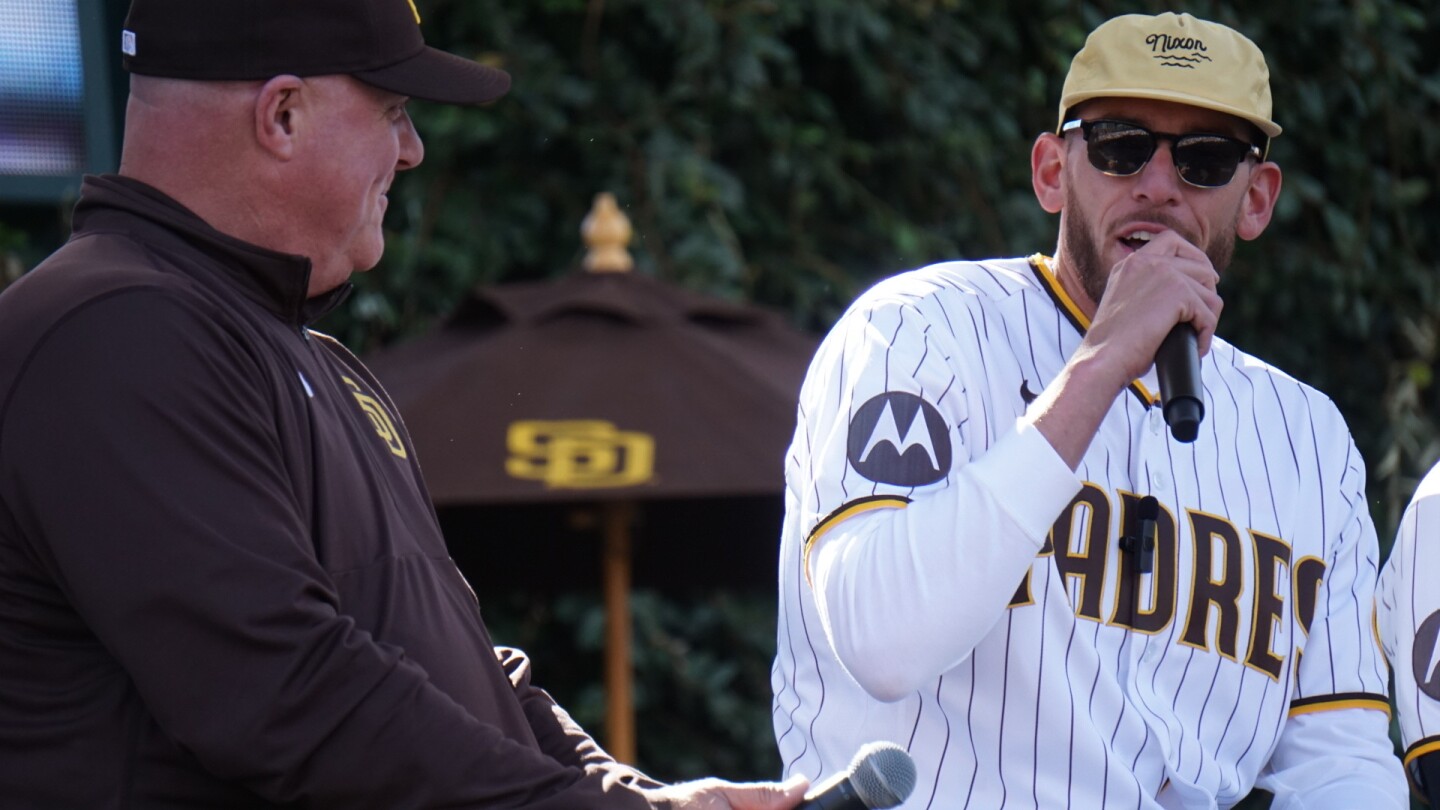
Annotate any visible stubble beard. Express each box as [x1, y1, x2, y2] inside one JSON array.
[[1061, 183, 1238, 306]]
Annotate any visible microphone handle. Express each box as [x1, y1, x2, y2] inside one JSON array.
[[796, 777, 867, 810], [1155, 324, 1203, 443]]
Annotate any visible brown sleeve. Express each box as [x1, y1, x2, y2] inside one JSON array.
[[498, 646, 666, 791]]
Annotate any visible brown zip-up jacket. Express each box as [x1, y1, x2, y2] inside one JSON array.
[[0, 175, 653, 808]]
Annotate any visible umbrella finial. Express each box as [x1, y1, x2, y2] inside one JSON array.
[[582, 192, 634, 273]]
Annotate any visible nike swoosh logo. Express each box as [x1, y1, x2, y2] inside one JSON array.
[[1020, 380, 1039, 405]]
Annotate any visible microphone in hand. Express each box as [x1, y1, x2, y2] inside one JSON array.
[[1155, 324, 1203, 443], [797, 741, 916, 810]]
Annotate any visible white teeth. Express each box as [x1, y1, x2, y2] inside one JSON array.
[[1125, 231, 1153, 242]]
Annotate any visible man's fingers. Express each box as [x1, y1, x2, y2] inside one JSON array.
[[1132, 230, 1219, 289], [647, 774, 811, 810], [721, 774, 810, 809]]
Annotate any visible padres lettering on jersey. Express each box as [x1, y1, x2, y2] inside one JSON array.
[[1005, 482, 1324, 683], [773, 256, 1394, 809]]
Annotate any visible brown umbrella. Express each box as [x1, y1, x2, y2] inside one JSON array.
[[365, 193, 817, 762]]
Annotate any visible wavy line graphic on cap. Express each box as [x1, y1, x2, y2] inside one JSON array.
[[1153, 53, 1212, 63]]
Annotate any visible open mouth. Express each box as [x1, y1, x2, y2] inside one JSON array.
[[1119, 229, 1155, 251]]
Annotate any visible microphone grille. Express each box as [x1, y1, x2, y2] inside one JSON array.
[[848, 741, 917, 809]]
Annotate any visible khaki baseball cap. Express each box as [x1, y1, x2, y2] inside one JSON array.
[[1058, 12, 1281, 141], [121, 0, 510, 106]]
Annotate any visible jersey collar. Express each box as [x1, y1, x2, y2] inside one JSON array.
[[1028, 254, 1160, 408], [73, 174, 351, 328]]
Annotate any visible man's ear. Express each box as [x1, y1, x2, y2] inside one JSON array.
[[1237, 161, 1282, 241], [1032, 132, 1066, 214], [254, 75, 306, 160]]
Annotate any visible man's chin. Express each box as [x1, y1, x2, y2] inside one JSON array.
[[354, 237, 387, 274]]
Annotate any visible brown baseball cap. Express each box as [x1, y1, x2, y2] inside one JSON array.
[[1058, 12, 1280, 140], [120, 0, 510, 105]]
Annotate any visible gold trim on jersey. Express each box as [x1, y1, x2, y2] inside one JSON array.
[[1372, 601, 1386, 664], [1027, 254, 1161, 408], [1287, 692, 1391, 719], [1029, 253, 1091, 330], [1403, 735, 1440, 799], [803, 496, 912, 586], [1405, 736, 1440, 769]]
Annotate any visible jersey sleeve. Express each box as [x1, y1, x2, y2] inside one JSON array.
[[1378, 463, 1440, 795], [1254, 432, 1406, 807], [797, 283, 1081, 700]]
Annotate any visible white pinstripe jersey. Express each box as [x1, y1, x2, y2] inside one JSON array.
[[772, 256, 1400, 809], [1378, 462, 1440, 792]]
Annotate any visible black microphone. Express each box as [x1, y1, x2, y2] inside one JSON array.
[[1134, 495, 1158, 574], [1119, 495, 1158, 574], [797, 742, 916, 810], [1155, 325, 1203, 443]]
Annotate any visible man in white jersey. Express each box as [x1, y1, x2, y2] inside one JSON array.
[[771, 11, 1405, 809], [1378, 467, 1440, 804]]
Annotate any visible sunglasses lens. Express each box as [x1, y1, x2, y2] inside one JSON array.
[[1173, 136, 1251, 187], [1085, 123, 1153, 176], [1076, 120, 1255, 188]]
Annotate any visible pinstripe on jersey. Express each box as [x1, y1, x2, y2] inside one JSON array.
[[773, 256, 1391, 809], [1378, 462, 1440, 795]]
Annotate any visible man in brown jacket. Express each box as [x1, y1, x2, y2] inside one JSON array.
[[0, 1, 807, 808]]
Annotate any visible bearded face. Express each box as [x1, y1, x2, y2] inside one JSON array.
[[1059, 164, 1239, 307]]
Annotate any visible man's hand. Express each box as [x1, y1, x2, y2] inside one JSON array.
[[1029, 231, 1223, 468], [1081, 229, 1223, 387], [643, 774, 809, 809]]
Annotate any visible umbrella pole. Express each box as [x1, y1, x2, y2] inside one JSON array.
[[603, 501, 636, 764]]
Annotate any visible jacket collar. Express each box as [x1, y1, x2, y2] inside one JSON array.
[[71, 174, 352, 326]]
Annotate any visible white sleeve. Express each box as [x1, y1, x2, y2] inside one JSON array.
[[812, 421, 1079, 700], [1256, 435, 1406, 807], [800, 286, 1080, 701], [1254, 709, 1405, 810], [1377, 463, 1440, 790]]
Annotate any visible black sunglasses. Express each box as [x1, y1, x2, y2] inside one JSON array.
[[1061, 119, 1263, 188]]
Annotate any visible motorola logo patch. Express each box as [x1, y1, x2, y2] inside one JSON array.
[[847, 392, 951, 486], [1414, 611, 1440, 701]]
